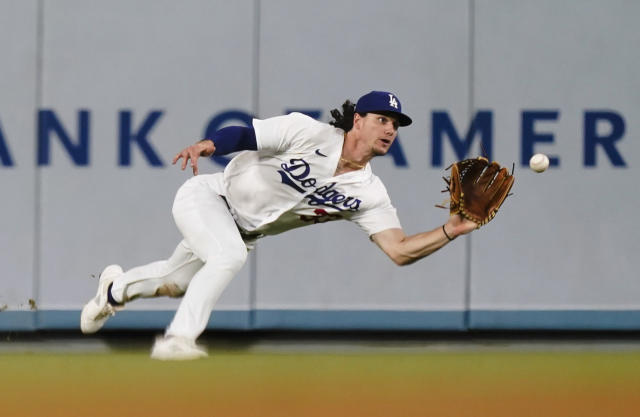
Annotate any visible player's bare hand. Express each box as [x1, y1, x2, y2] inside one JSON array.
[[172, 140, 216, 176]]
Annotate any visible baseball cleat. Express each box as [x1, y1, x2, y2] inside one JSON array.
[[150, 336, 208, 361], [80, 264, 124, 334]]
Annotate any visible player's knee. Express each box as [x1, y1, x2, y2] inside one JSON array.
[[225, 243, 249, 269], [155, 282, 186, 298], [206, 242, 247, 271]]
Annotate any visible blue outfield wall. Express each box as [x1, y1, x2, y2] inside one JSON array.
[[1, 310, 640, 331], [470, 310, 640, 331]]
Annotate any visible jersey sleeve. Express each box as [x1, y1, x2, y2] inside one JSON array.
[[350, 204, 402, 236], [349, 178, 402, 236], [210, 126, 257, 155], [252, 112, 321, 154]]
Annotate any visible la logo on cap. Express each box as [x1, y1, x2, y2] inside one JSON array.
[[388, 94, 399, 109]]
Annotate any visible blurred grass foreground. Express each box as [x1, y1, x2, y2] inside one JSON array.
[[1, 338, 639, 417]]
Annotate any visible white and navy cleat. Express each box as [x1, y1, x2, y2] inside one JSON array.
[[150, 336, 208, 361], [80, 264, 124, 334]]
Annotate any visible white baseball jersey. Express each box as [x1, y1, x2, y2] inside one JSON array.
[[221, 112, 401, 237]]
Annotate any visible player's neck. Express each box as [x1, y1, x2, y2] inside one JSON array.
[[337, 131, 372, 174], [342, 132, 373, 163]]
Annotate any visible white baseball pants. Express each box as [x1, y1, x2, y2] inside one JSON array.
[[109, 173, 248, 340]]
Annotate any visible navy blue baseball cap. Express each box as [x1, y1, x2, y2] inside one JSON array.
[[355, 91, 412, 126]]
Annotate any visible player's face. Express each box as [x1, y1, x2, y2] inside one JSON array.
[[356, 113, 399, 156]]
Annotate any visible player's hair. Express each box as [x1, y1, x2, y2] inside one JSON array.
[[329, 100, 364, 132]]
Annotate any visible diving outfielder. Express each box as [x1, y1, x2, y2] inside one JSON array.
[[80, 91, 478, 360]]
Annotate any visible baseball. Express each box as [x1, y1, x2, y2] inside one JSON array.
[[529, 153, 549, 173]]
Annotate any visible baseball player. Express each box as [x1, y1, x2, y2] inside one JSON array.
[[80, 91, 478, 360]]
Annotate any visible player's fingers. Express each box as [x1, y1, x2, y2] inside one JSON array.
[[172, 152, 182, 165], [181, 153, 190, 170], [189, 150, 200, 175]]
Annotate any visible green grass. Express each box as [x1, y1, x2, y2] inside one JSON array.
[[1, 349, 639, 417]]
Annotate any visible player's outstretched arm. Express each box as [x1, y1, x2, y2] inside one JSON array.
[[371, 215, 477, 266], [172, 127, 257, 176], [172, 140, 216, 176]]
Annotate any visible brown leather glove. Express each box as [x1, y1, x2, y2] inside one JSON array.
[[445, 157, 515, 226]]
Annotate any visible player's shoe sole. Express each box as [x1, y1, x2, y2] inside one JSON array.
[[150, 336, 208, 361], [80, 264, 124, 334]]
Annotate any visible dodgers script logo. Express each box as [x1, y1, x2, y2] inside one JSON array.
[[277, 158, 361, 211]]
